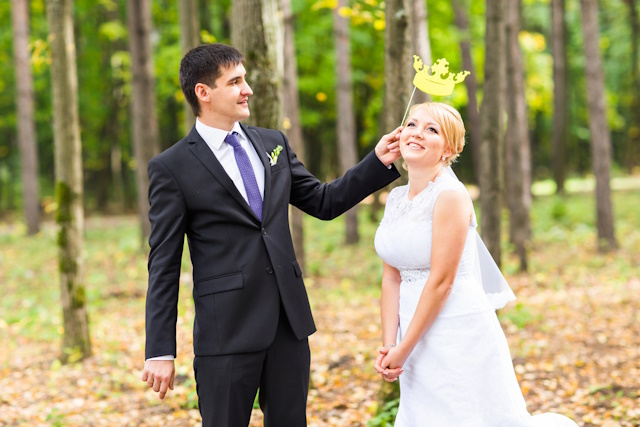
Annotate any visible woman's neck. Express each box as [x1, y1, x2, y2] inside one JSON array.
[[407, 164, 444, 200]]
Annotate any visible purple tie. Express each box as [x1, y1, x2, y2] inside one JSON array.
[[225, 132, 263, 221]]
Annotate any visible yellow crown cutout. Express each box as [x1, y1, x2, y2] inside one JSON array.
[[412, 56, 470, 96], [401, 55, 471, 125]]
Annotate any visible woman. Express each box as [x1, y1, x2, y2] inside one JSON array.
[[373, 102, 578, 426]]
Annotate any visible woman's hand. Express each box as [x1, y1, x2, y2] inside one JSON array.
[[374, 345, 406, 382]]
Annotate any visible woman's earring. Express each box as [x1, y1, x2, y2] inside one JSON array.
[[442, 155, 446, 162]]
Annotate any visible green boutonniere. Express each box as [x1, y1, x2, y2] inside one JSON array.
[[268, 145, 283, 166]]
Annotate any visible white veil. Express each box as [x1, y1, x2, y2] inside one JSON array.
[[444, 166, 516, 310]]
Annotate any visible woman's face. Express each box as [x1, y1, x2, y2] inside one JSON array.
[[400, 108, 450, 169]]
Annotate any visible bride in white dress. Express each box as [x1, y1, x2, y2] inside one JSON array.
[[373, 102, 578, 427]]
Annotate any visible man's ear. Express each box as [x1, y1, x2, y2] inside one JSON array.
[[194, 83, 210, 103]]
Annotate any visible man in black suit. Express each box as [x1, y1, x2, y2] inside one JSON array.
[[141, 43, 401, 427]]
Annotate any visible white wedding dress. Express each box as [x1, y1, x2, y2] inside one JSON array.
[[374, 173, 578, 427]]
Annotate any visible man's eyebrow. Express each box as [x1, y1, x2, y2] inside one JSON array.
[[225, 74, 244, 83]]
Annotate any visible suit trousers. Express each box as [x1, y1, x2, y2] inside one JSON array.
[[194, 304, 310, 427]]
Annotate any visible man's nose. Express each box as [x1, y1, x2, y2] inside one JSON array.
[[242, 82, 253, 96]]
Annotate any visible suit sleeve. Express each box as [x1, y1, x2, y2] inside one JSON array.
[[145, 157, 187, 359], [284, 132, 401, 220]]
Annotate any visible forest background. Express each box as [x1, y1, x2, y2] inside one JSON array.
[[0, 0, 639, 426]]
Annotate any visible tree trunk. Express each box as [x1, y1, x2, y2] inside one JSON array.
[[551, 0, 569, 194], [179, 0, 200, 134], [625, 0, 640, 172], [580, 0, 617, 251], [334, 0, 359, 244], [45, 0, 91, 363], [280, 0, 306, 270], [505, 0, 530, 272], [453, 0, 481, 184], [11, 0, 40, 235], [199, 0, 212, 35], [384, 0, 409, 132], [378, 0, 409, 405], [405, 0, 431, 105], [127, 0, 160, 248], [231, 0, 282, 130], [479, 0, 506, 266]]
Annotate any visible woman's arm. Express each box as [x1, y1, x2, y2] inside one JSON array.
[[374, 261, 403, 381], [380, 189, 472, 370]]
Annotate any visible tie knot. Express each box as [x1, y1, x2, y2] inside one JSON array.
[[225, 132, 241, 148]]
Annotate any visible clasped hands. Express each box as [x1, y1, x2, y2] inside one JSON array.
[[374, 344, 407, 382]]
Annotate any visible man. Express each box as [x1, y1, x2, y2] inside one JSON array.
[[141, 43, 401, 427]]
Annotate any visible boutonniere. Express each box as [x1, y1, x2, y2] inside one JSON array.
[[268, 145, 283, 166]]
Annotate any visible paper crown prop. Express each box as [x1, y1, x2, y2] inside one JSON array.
[[412, 55, 470, 96], [401, 55, 470, 125]]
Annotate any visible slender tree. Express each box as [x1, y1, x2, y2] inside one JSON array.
[[280, 0, 306, 269], [384, 0, 409, 134], [580, 0, 617, 251], [479, 0, 506, 265], [624, 0, 640, 171], [551, 0, 569, 193], [11, 0, 40, 235], [453, 0, 481, 183], [45, 0, 91, 362], [377, 0, 410, 406], [179, 0, 200, 134], [334, 1, 360, 244], [505, 0, 530, 271], [127, 0, 160, 247], [406, 0, 431, 105], [231, 0, 282, 130]]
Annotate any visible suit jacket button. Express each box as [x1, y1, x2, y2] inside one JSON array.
[[262, 228, 267, 235], [266, 267, 274, 274]]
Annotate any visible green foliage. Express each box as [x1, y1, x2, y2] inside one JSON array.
[[366, 397, 399, 427], [499, 302, 540, 329]]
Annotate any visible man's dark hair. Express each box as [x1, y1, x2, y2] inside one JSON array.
[[179, 43, 245, 117]]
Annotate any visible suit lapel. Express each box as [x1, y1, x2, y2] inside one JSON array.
[[241, 123, 272, 222], [186, 126, 260, 222]]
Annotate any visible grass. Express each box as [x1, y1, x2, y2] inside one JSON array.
[[2, 186, 639, 350]]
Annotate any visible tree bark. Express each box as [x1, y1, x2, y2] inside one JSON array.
[[384, 0, 409, 133], [334, 1, 359, 244], [405, 0, 431, 105], [280, 0, 306, 270], [378, 0, 409, 404], [45, 0, 91, 363], [11, 0, 40, 235], [453, 0, 481, 184], [127, 0, 160, 248], [231, 0, 282, 130], [505, 0, 530, 271], [580, 0, 617, 251], [179, 0, 200, 134], [625, 0, 640, 172], [479, 0, 506, 266], [551, 0, 569, 193]]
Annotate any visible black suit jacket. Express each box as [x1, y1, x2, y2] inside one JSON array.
[[145, 124, 400, 359]]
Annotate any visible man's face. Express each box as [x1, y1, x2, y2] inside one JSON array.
[[204, 63, 253, 129]]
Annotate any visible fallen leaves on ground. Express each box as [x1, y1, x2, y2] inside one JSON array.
[[1, 209, 639, 426]]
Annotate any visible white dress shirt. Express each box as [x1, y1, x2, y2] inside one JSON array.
[[147, 119, 265, 362]]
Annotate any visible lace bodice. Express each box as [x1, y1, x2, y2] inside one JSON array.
[[375, 174, 476, 274], [379, 174, 476, 229]]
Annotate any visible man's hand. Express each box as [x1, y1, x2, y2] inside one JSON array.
[[141, 359, 175, 399], [375, 126, 403, 167]]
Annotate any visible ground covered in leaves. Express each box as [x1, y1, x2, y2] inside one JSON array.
[[1, 188, 639, 426]]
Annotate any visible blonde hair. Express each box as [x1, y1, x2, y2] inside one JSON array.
[[403, 102, 466, 166]]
